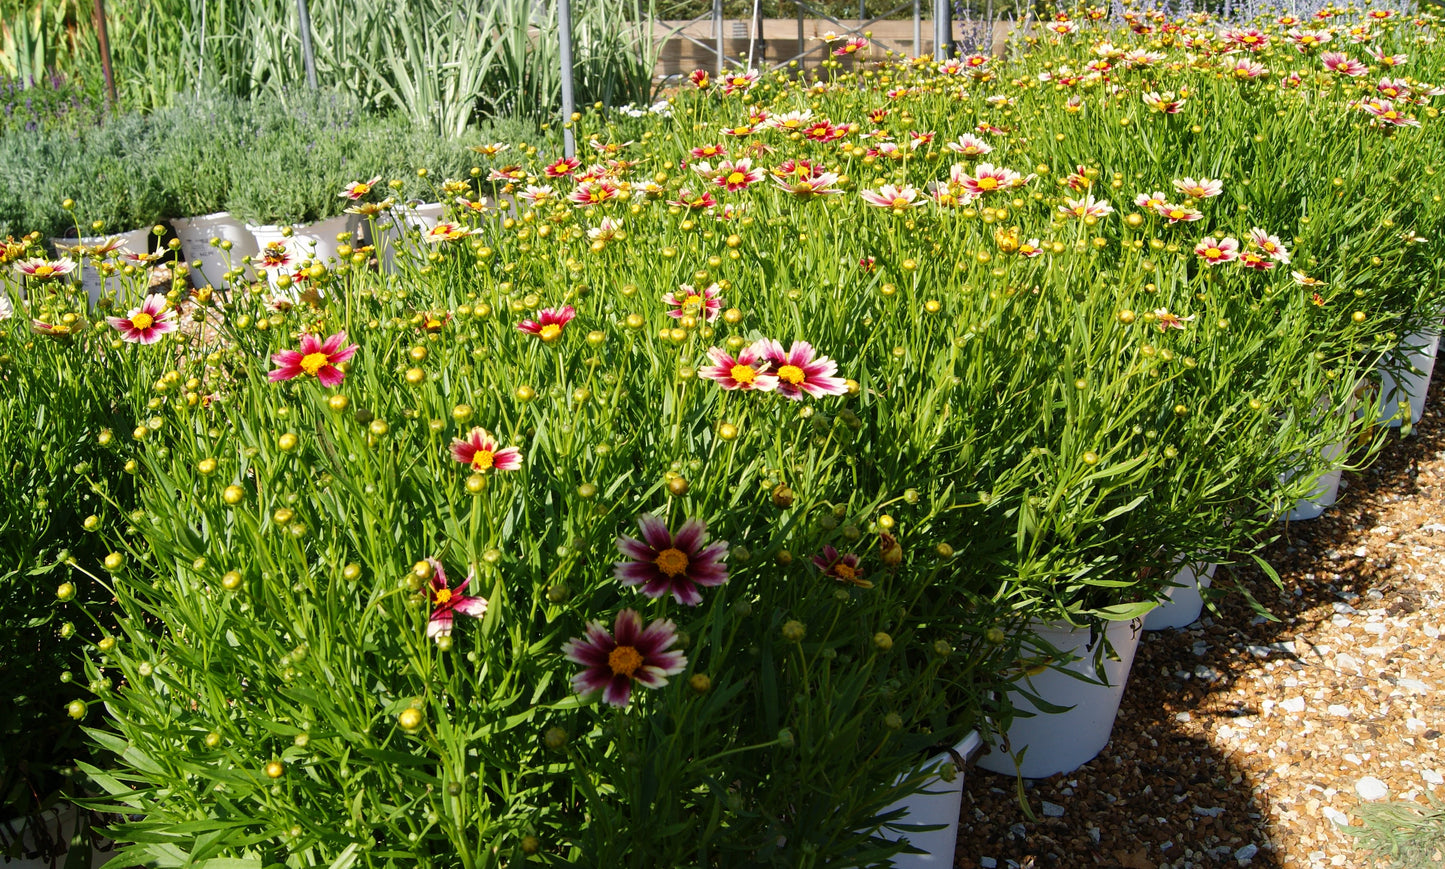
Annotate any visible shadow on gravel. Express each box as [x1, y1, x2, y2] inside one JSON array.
[[953, 358, 1444, 869]]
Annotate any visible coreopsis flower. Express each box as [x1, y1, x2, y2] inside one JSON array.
[[756, 339, 848, 400], [1153, 308, 1195, 330], [713, 158, 763, 192], [269, 331, 358, 386], [424, 222, 478, 243], [1194, 236, 1240, 266], [666, 188, 716, 210], [471, 142, 509, 157], [938, 58, 965, 75], [487, 165, 527, 183], [1155, 202, 1203, 223], [1064, 166, 1091, 190], [1239, 252, 1275, 270], [0, 292, 13, 321], [13, 257, 75, 281], [1122, 49, 1165, 65], [1287, 28, 1331, 51], [813, 545, 871, 588], [423, 558, 487, 640], [339, 176, 382, 200], [1172, 177, 1223, 199], [516, 306, 576, 342], [1230, 59, 1269, 79], [1293, 270, 1325, 287], [1322, 52, 1367, 76], [31, 317, 84, 340], [1046, 20, 1077, 35], [859, 256, 876, 272], [589, 138, 633, 157], [569, 180, 622, 207], [1135, 191, 1170, 211], [122, 250, 163, 269], [1249, 228, 1291, 263], [346, 197, 396, 217], [720, 124, 755, 137], [859, 184, 919, 210], [614, 515, 728, 606], [699, 344, 777, 392], [450, 427, 522, 473], [454, 197, 489, 216], [772, 170, 841, 198], [832, 36, 869, 56], [106, 294, 176, 345], [1142, 91, 1185, 113], [688, 69, 710, 89], [1375, 78, 1410, 99], [714, 203, 747, 221], [519, 184, 556, 206], [959, 163, 1024, 196], [1058, 194, 1114, 220], [1367, 47, 1407, 67], [945, 133, 992, 156], [587, 217, 623, 244], [1223, 28, 1269, 51], [543, 156, 580, 178], [1361, 99, 1420, 128], [690, 143, 727, 161], [664, 283, 722, 321], [1017, 238, 1044, 257], [721, 69, 759, 94], [767, 110, 813, 132], [562, 609, 687, 707], [419, 310, 451, 332]]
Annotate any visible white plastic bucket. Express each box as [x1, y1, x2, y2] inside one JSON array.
[[1144, 561, 1217, 630], [976, 617, 1144, 779], [376, 202, 446, 272], [171, 211, 257, 287], [1379, 329, 1441, 428], [294, 212, 356, 263], [882, 731, 982, 867], [51, 226, 149, 309], [1284, 440, 1346, 521]]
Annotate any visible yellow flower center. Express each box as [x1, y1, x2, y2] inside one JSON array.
[[727, 171, 746, 185], [608, 645, 644, 678], [976, 176, 998, 190], [891, 197, 909, 208], [130, 312, 155, 330], [539, 324, 562, 341], [730, 364, 758, 385], [1205, 247, 1222, 258], [777, 364, 805, 385], [471, 450, 495, 471], [655, 547, 690, 577], [301, 352, 331, 375], [34, 265, 54, 277], [355, 183, 371, 195], [1169, 209, 1187, 219], [435, 588, 453, 604]]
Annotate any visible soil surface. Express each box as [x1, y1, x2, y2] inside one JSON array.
[[954, 359, 1445, 869]]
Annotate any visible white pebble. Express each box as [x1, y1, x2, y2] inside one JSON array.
[[1423, 770, 1444, 785], [1356, 776, 1389, 801], [1235, 842, 1259, 864], [1281, 697, 1306, 713], [1041, 801, 1064, 818]]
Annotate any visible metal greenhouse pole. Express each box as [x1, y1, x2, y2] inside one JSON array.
[[296, 0, 318, 90], [559, 0, 577, 158], [92, 0, 116, 108], [933, 0, 951, 60]]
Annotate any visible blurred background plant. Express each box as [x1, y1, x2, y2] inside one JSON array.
[[1345, 794, 1445, 868]]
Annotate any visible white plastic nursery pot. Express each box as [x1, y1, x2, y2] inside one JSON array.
[[51, 226, 150, 309], [296, 212, 357, 263], [171, 211, 257, 286], [1284, 440, 1347, 522], [881, 731, 983, 867], [1143, 561, 1217, 631], [976, 617, 1144, 779], [1379, 329, 1441, 429], [376, 202, 446, 272]]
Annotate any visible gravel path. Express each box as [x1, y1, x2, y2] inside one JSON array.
[[954, 368, 1445, 869]]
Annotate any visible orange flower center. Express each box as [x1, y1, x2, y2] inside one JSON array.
[[655, 547, 690, 577], [730, 364, 758, 385], [471, 450, 495, 471], [834, 563, 859, 581], [301, 352, 331, 375], [130, 312, 155, 330], [435, 588, 453, 604], [777, 364, 805, 385], [539, 324, 562, 341], [608, 645, 644, 678]]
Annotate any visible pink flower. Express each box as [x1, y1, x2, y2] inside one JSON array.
[[859, 184, 919, 210], [1153, 308, 1195, 330], [1154, 202, 1203, 223], [562, 609, 687, 707], [105, 294, 176, 345], [614, 514, 729, 606], [1058, 194, 1114, 220], [1248, 227, 1291, 263], [1172, 177, 1223, 199], [959, 163, 1024, 196], [1194, 236, 1240, 266], [338, 175, 382, 201], [450, 428, 522, 473], [812, 545, 871, 588], [714, 158, 763, 192], [544, 157, 581, 178], [698, 344, 778, 392], [756, 339, 847, 400], [268, 331, 358, 387], [13, 257, 75, 280], [423, 558, 487, 640], [1322, 52, 1367, 76], [664, 283, 723, 321], [945, 133, 993, 156], [516, 306, 576, 342]]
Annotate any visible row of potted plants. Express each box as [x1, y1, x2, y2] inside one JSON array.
[[1, 3, 1443, 866]]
